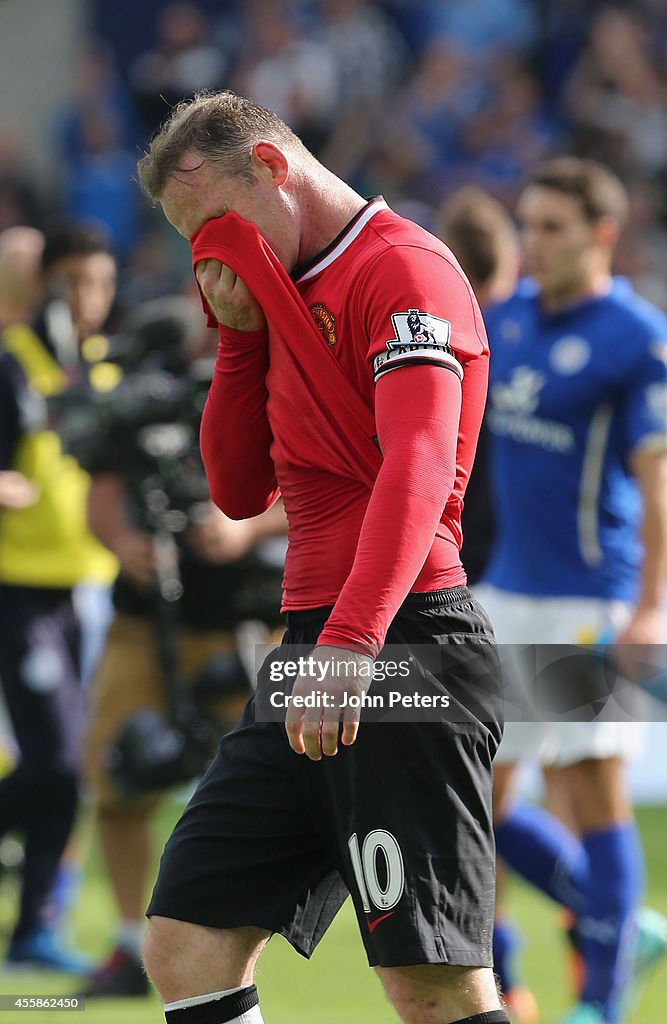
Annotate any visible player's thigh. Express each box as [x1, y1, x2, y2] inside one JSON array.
[[550, 747, 636, 830], [541, 722, 643, 829], [304, 722, 496, 966], [144, 915, 270, 997], [146, 699, 347, 953]]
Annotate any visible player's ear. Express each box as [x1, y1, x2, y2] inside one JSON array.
[[252, 142, 289, 188], [595, 214, 620, 250]]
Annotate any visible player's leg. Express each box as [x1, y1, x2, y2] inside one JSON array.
[[556, 748, 643, 1022], [492, 762, 540, 1021], [543, 764, 578, 833], [144, 917, 269, 1020], [0, 586, 89, 972], [375, 963, 504, 1024], [143, 651, 350, 1022]]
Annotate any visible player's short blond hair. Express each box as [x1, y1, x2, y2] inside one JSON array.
[[137, 90, 307, 200]]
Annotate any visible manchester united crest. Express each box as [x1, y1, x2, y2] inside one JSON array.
[[310, 304, 337, 347]]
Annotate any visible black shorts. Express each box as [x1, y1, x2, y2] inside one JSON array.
[[147, 587, 503, 968]]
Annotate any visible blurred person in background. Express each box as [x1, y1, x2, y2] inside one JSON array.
[[81, 297, 287, 998], [478, 158, 667, 1024], [459, 60, 561, 207], [0, 224, 44, 329], [314, 0, 409, 180], [129, 1, 228, 141], [0, 127, 45, 232], [437, 188, 539, 1023], [374, 38, 483, 204], [427, 0, 538, 64], [0, 222, 119, 972], [564, 7, 667, 186], [56, 39, 138, 162], [0, 225, 43, 576], [0, 227, 44, 512], [232, 0, 338, 157], [63, 109, 140, 261], [436, 185, 520, 588]]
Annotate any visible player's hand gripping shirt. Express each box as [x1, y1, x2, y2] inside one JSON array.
[[484, 278, 667, 600], [196, 199, 489, 654]]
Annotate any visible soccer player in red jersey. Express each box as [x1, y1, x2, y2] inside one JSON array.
[[137, 91, 508, 1024]]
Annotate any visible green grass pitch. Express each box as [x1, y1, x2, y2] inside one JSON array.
[[0, 804, 665, 1022]]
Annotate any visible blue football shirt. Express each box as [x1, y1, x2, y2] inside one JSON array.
[[483, 277, 667, 599]]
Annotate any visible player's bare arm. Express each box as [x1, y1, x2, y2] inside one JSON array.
[[615, 448, 667, 676], [195, 257, 266, 332]]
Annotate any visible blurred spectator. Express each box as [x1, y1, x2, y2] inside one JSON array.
[[0, 223, 119, 973], [0, 226, 44, 329], [233, 0, 338, 155], [317, 0, 408, 109], [565, 6, 667, 182], [460, 60, 561, 204], [115, 230, 185, 312], [129, 1, 227, 139], [427, 0, 538, 62], [371, 38, 483, 201], [0, 127, 45, 232], [535, 0, 591, 114], [0, 227, 44, 515], [63, 110, 140, 260], [435, 187, 520, 586], [615, 181, 667, 310], [56, 41, 138, 163]]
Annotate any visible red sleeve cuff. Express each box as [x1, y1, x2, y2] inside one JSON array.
[[316, 630, 379, 659], [217, 324, 269, 348]]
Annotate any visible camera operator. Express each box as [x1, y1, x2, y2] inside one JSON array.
[[81, 298, 287, 998], [0, 223, 119, 973]]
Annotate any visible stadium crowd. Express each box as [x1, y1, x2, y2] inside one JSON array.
[[2, 0, 667, 314]]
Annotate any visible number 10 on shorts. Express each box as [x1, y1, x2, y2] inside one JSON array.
[[348, 830, 405, 912]]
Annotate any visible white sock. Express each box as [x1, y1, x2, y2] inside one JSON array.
[[164, 986, 264, 1023], [117, 919, 144, 960]]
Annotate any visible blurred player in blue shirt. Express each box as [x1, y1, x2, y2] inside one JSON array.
[[478, 158, 667, 1024]]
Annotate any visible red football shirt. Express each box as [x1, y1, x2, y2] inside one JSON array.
[[198, 199, 489, 654]]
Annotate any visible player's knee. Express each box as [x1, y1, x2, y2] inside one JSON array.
[[143, 916, 270, 1000], [143, 916, 188, 989], [376, 964, 500, 1024]]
